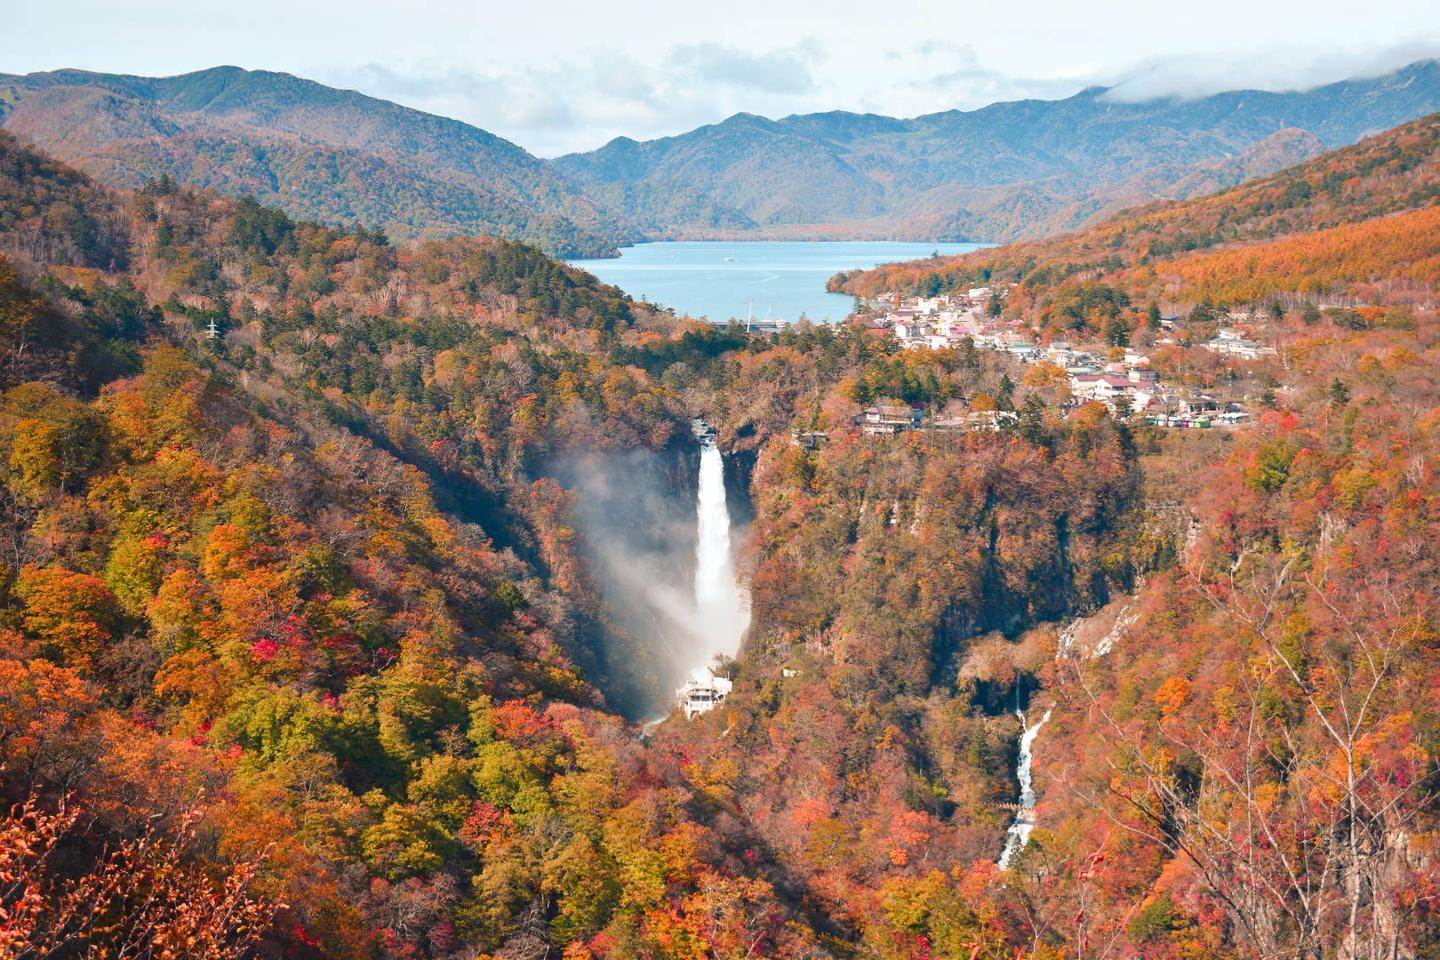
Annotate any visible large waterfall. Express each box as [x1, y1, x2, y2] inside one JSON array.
[[998, 707, 1052, 869], [692, 433, 749, 668]]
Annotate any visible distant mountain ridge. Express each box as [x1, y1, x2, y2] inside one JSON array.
[[556, 60, 1440, 242], [0, 66, 632, 256], [4, 61, 1440, 253]]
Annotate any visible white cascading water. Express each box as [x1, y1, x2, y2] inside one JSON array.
[[998, 707, 1052, 869], [693, 435, 749, 668]]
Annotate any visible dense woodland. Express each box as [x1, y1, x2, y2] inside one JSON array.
[[0, 111, 1438, 960]]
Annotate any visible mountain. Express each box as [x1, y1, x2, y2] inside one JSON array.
[[0, 66, 630, 256], [7, 62, 1439, 259], [832, 109, 1440, 321], [556, 60, 1440, 242], [6, 63, 1439, 260]]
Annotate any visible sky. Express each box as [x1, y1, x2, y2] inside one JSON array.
[[9, 0, 1440, 156]]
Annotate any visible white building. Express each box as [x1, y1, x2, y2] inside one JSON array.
[[676, 670, 733, 719], [893, 319, 933, 344], [1204, 329, 1277, 360], [856, 404, 923, 435], [1069, 374, 1156, 411]]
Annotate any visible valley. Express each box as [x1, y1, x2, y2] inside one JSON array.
[[1, 38, 1439, 960]]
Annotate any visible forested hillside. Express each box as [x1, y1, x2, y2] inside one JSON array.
[[0, 67, 629, 257], [1, 119, 1438, 960], [834, 111, 1440, 335], [0, 133, 1109, 959]]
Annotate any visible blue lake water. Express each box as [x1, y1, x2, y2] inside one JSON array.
[[568, 240, 985, 323]]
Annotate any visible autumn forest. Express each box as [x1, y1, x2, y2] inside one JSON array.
[[0, 52, 1439, 960]]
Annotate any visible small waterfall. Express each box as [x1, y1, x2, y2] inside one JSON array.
[[692, 429, 749, 669], [998, 707, 1052, 869]]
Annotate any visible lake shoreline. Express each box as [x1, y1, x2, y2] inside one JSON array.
[[568, 239, 987, 324]]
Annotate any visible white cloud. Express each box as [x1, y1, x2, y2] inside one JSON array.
[[863, 41, 1085, 117], [1102, 40, 1440, 102], [324, 43, 828, 155], [669, 42, 819, 94]]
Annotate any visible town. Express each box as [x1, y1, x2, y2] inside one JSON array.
[[843, 286, 1277, 434]]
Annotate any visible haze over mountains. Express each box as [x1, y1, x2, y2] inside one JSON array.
[[3, 60, 1439, 255]]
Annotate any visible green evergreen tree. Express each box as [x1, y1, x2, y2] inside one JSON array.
[[1019, 394, 1047, 445], [1145, 301, 1162, 330], [1330, 378, 1350, 407], [996, 373, 1015, 411]]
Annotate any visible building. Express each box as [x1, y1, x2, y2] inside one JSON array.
[[676, 670, 733, 719], [894, 319, 933, 344], [857, 404, 923, 435], [1069, 374, 1155, 411], [1178, 393, 1221, 418], [791, 430, 830, 450], [1204, 329, 1278, 359], [931, 410, 1019, 433], [1005, 341, 1041, 362]]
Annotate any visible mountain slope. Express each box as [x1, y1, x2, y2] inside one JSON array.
[[9, 62, 1439, 256], [556, 60, 1440, 242], [833, 109, 1440, 322], [0, 66, 629, 256]]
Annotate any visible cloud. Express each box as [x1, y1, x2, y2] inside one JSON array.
[[320, 36, 1440, 157], [324, 42, 823, 155], [327, 57, 677, 155], [873, 42, 1085, 114], [1102, 39, 1440, 102], [668, 41, 818, 94]]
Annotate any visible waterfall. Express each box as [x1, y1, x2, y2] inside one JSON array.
[[692, 433, 749, 669], [998, 707, 1052, 869]]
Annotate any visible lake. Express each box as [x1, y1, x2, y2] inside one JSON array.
[[568, 240, 986, 323]]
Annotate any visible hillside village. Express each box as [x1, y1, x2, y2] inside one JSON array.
[[851, 287, 1277, 433]]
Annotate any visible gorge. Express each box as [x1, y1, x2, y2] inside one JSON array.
[[555, 424, 752, 720], [2, 54, 1439, 960]]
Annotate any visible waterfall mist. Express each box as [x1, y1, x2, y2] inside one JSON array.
[[550, 437, 751, 719]]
